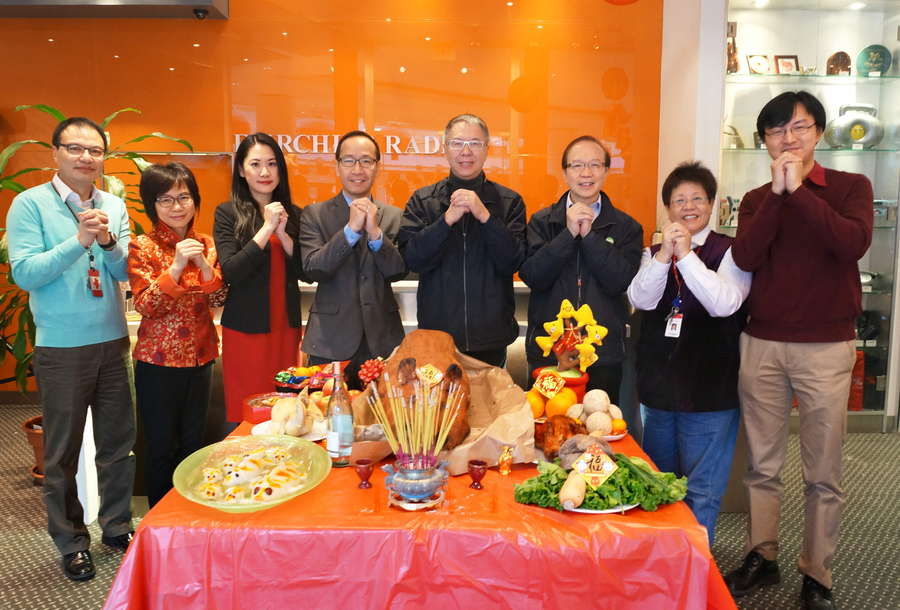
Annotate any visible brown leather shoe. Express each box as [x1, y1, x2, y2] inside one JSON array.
[[723, 551, 780, 597], [62, 550, 95, 581]]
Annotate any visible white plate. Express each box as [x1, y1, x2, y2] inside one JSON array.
[[566, 502, 640, 514], [603, 432, 627, 441], [251, 419, 327, 442]]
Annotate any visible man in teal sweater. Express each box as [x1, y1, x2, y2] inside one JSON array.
[[7, 117, 136, 581]]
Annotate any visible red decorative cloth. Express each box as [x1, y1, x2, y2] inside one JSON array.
[[128, 223, 227, 368], [222, 236, 303, 422]]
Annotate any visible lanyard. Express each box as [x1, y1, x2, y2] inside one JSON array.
[[62, 199, 99, 270], [670, 245, 701, 310]]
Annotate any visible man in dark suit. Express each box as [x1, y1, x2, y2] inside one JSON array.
[[299, 131, 407, 387]]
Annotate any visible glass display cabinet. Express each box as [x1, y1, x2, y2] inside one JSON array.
[[719, 1, 900, 432]]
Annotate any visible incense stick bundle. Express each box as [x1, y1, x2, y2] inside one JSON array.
[[367, 373, 465, 469]]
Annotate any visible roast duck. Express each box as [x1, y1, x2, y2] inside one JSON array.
[[536, 415, 587, 460]]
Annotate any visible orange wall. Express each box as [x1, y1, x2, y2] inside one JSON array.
[[0, 0, 663, 387]]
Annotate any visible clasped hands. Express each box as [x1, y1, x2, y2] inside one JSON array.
[[566, 202, 594, 238], [654, 222, 692, 264], [348, 199, 382, 241], [445, 189, 489, 226], [77, 209, 112, 248], [770, 151, 804, 195]]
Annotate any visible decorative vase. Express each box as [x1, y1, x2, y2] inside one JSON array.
[[22, 415, 44, 485], [531, 366, 590, 402], [382, 460, 450, 502]]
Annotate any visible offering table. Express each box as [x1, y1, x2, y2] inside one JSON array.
[[104, 423, 736, 610]]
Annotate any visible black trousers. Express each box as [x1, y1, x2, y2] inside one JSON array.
[[463, 347, 508, 369], [308, 334, 375, 391], [135, 359, 214, 508]]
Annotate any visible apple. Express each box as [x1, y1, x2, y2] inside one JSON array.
[[322, 378, 349, 397]]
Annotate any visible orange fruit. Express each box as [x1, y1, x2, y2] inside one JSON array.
[[611, 418, 627, 434], [545, 387, 578, 418], [294, 366, 314, 377], [526, 389, 546, 419], [322, 378, 348, 397]]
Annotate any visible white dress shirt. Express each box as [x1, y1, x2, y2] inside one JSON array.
[[627, 226, 752, 318], [52, 173, 98, 210]]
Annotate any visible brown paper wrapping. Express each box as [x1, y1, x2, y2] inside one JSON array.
[[351, 349, 535, 476]]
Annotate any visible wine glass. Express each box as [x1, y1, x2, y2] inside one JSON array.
[[468, 460, 487, 490], [355, 459, 374, 489]]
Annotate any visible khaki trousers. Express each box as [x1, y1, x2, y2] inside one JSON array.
[[738, 334, 855, 589]]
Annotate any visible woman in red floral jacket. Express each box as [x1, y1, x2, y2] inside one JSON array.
[[128, 163, 228, 507]]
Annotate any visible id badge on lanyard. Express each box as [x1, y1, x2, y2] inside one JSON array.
[[665, 247, 700, 339], [87, 251, 103, 297]]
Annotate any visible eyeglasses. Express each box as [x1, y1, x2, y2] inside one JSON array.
[[566, 162, 607, 173], [59, 143, 105, 159], [670, 196, 709, 208], [156, 193, 194, 208], [764, 123, 815, 140], [338, 157, 377, 168], [447, 139, 486, 151]]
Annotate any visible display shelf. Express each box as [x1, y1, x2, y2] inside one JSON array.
[[726, 74, 900, 85], [724, 2, 900, 430], [722, 148, 900, 153]]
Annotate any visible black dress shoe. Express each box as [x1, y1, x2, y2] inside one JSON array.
[[101, 530, 134, 552], [723, 551, 780, 597], [62, 550, 95, 581], [802, 575, 835, 610]]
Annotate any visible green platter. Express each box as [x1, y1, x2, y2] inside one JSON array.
[[173, 434, 332, 513], [857, 45, 891, 76]]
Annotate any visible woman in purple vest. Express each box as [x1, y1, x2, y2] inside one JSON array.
[[627, 161, 752, 546]]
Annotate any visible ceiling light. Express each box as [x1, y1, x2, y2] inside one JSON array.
[[400, 66, 406, 73], [537, 25, 543, 29], [282, 32, 287, 36], [169, 68, 175, 71], [48, 38, 53, 42], [114, 55, 119, 58], [507, 2, 513, 5], [425, 37, 431, 41], [329, 48, 334, 52], [244, 58, 248, 61], [848, 2, 866, 8], [193, 43, 199, 47], [331, 67, 335, 72], [461, 67, 468, 74], [386, 18, 391, 21]]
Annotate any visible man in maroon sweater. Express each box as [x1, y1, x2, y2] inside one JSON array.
[[723, 92, 873, 610]]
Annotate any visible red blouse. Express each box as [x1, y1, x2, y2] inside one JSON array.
[[128, 223, 228, 367]]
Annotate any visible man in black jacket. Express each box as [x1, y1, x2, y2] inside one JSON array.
[[398, 114, 526, 367], [520, 136, 643, 403]]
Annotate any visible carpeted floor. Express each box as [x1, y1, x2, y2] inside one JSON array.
[[1, 403, 898, 610]]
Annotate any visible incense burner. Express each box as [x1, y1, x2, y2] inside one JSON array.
[[382, 460, 450, 502]]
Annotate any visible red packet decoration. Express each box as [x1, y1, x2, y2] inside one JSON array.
[[534, 300, 608, 373], [533, 370, 566, 400], [417, 363, 444, 388], [573, 444, 618, 488]]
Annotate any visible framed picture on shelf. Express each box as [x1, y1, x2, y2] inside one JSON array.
[[775, 55, 799, 74], [748, 55, 769, 74]]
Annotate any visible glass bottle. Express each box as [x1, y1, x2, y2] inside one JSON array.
[[325, 362, 354, 467]]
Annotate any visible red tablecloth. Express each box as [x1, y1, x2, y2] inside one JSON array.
[[105, 424, 736, 610]]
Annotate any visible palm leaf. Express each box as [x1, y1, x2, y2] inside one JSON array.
[[0, 140, 51, 175], [111, 132, 193, 153], [15, 104, 66, 123], [100, 108, 141, 129]]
